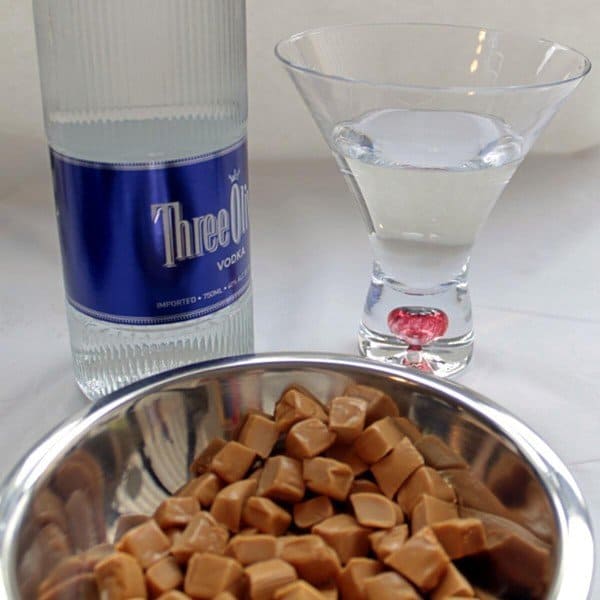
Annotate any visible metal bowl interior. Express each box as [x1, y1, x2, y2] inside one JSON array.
[[0, 354, 594, 598]]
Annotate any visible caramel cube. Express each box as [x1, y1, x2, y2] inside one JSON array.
[[326, 443, 369, 477], [293, 496, 334, 529], [190, 438, 227, 475], [242, 497, 292, 536], [184, 553, 244, 599], [237, 413, 280, 459], [275, 389, 327, 432], [303, 457, 354, 501], [94, 552, 146, 599], [116, 519, 171, 569], [213, 593, 236, 600], [371, 438, 424, 498], [343, 384, 399, 424], [154, 496, 200, 530], [176, 472, 222, 507], [312, 514, 371, 565], [354, 417, 404, 464], [278, 535, 341, 586], [364, 571, 421, 600], [414, 436, 467, 470], [411, 495, 459, 533], [337, 557, 383, 600], [349, 480, 381, 495], [286, 418, 337, 459], [396, 467, 456, 515], [328, 396, 368, 443], [245, 558, 298, 600], [171, 511, 229, 562], [369, 525, 409, 561], [430, 563, 474, 599], [274, 580, 327, 599], [210, 441, 257, 483], [146, 556, 183, 597], [393, 417, 422, 443], [210, 479, 257, 533], [226, 534, 278, 565], [257, 456, 305, 503], [157, 592, 192, 600], [384, 527, 450, 592], [350, 493, 397, 528], [431, 518, 487, 559]]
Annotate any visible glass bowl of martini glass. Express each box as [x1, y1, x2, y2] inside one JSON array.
[[276, 23, 590, 376]]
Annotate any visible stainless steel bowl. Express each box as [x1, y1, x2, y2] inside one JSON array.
[[0, 354, 594, 598]]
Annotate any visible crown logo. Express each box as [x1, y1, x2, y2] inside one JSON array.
[[229, 168, 241, 184]]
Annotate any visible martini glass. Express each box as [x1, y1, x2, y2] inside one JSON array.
[[276, 23, 590, 376]]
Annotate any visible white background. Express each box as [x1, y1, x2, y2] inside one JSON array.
[[1, 1, 600, 597]]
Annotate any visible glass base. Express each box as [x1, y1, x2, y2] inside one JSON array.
[[358, 261, 474, 377], [358, 323, 473, 377]]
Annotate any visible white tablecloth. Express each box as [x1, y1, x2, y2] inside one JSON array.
[[1, 148, 599, 593]]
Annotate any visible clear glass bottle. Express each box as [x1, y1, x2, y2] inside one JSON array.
[[33, 0, 253, 400]]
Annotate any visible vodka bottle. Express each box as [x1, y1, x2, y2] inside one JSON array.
[[33, 0, 253, 400]]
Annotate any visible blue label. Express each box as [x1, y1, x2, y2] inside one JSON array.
[[50, 140, 250, 325]]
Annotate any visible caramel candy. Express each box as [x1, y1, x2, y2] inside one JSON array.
[[171, 511, 229, 562], [430, 518, 487, 559], [243, 497, 292, 536], [397, 467, 456, 515], [146, 556, 184, 597], [384, 527, 450, 592], [328, 396, 368, 443], [211, 441, 257, 483], [350, 493, 397, 528], [116, 519, 171, 569], [258, 456, 305, 503], [114, 515, 151, 542], [430, 563, 474, 599], [393, 417, 422, 443], [303, 457, 354, 501], [343, 384, 399, 424], [337, 557, 382, 600], [190, 438, 227, 475], [275, 389, 327, 432], [94, 552, 146, 599], [274, 580, 327, 599], [440, 469, 509, 518], [250, 468, 264, 482], [354, 417, 404, 464], [214, 593, 237, 600], [154, 496, 200, 529], [394, 503, 405, 525], [184, 553, 244, 599], [371, 437, 424, 498], [245, 558, 298, 600], [349, 479, 380, 495], [411, 495, 459, 533], [38, 573, 98, 600], [317, 583, 338, 600], [364, 571, 421, 600], [226, 534, 278, 565], [286, 418, 337, 459], [238, 413, 280, 459], [369, 525, 409, 560], [158, 592, 192, 600], [293, 496, 334, 529], [415, 436, 467, 470], [278, 535, 341, 586], [177, 472, 222, 507], [312, 515, 371, 565], [326, 444, 368, 477], [211, 479, 257, 532]]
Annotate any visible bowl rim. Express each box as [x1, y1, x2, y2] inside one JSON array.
[[0, 352, 594, 599]]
